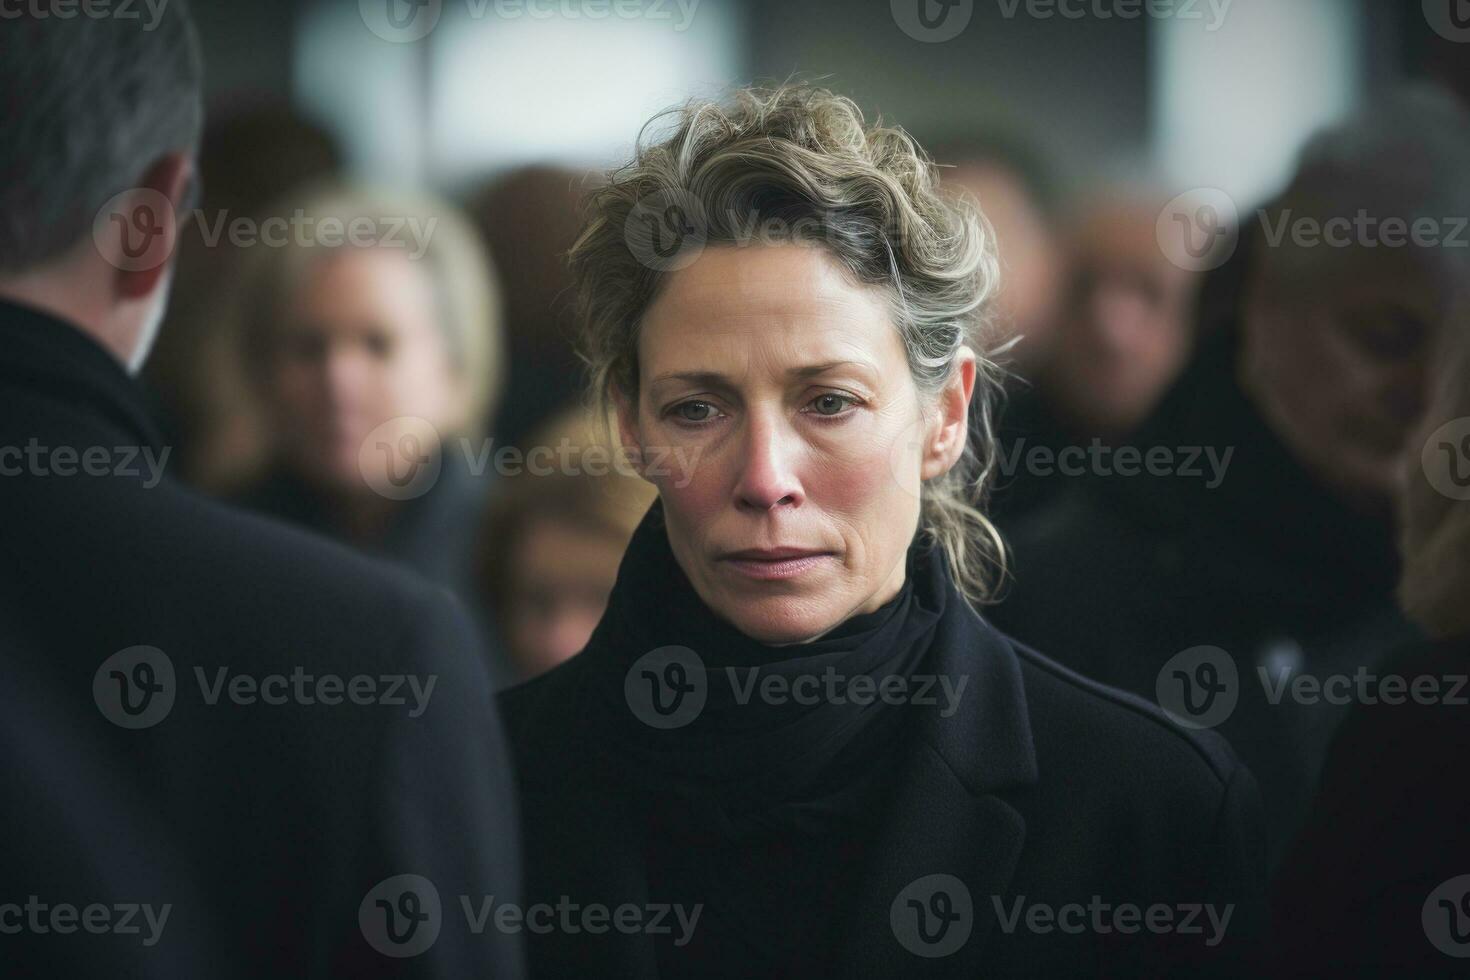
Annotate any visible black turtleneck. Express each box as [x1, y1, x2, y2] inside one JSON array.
[[572, 496, 949, 977]]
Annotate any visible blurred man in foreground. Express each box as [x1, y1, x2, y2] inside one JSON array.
[[0, 7, 522, 977]]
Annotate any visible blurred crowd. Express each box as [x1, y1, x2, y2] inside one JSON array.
[[128, 77, 1470, 975]]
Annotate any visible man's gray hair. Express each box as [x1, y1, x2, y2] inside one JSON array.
[[1258, 84, 1470, 297], [0, 1, 203, 274]]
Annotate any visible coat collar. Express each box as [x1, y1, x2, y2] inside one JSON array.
[[509, 574, 1039, 977], [831, 599, 1036, 978], [0, 298, 164, 452]]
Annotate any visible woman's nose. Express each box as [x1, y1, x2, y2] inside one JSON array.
[[321, 347, 374, 408], [732, 413, 804, 511]]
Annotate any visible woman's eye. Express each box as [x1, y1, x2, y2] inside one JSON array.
[[673, 401, 718, 423], [809, 393, 856, 417]]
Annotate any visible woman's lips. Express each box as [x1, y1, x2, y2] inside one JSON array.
[[720, 552, 834, 580]]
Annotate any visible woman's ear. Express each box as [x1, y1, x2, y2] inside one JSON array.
[[612, 384, 646, 477], [920, 347, 978, 481]]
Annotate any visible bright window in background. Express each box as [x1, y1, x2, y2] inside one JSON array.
[[428, 0, 740, 185], [295, 3, 428, 186], [295, 0, 743, 189], [1151, 0, 1363, 209]]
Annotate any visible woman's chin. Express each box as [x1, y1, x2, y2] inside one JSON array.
[[715, 595, 841, 647]]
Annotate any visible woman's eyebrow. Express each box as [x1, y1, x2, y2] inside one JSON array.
[[649, 360, 878, 387]]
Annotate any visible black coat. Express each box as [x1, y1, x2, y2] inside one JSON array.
[[0, 299, 523, 978], [989, 324, 1420, 867], [1271, 635, 1470, 977], [500, 560, 1267, 977], [235, 453, 514, 689]]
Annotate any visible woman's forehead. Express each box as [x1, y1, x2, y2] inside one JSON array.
[[639, 244, 898, 377]]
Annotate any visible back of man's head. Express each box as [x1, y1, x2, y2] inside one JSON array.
[[0, 4, 202, 275]]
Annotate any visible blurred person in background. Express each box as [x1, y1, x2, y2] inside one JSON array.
[[991, 86, 1470, 867], [934, 134, 1065, 376], [1040, 189, 1200, 442], [1270, 287, 1470, 977], [468, 164, 591, 448], [992, 187, 1201, 521], [477, 407, 658, 681], [142, 101, 344, 491], [0, 7, 522, 977], [228, 183, 508, 666]]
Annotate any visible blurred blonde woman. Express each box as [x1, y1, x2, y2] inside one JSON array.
[[227, 182, 505, 644]]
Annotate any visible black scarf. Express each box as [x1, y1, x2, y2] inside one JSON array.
[[576, 495, 947, 839]]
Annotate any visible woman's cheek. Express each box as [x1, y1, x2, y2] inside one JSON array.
[[654, 458, 724, 521], [818, 442, 896, 518]]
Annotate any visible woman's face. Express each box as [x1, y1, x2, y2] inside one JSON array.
[[265, 248, 462, 494], [619, 244, 975, 645]]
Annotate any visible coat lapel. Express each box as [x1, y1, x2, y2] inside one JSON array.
[[834, 606, 1039, 978]]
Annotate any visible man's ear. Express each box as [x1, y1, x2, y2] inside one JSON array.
[[612, 384, 646, 477], [920, 346, 978, 481], [108, 152, 195, 301]]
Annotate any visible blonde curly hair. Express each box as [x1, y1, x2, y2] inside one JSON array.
[[568, 83, 1008, 610]]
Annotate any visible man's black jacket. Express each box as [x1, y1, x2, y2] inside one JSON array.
[[0, 299, 522, 978]]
